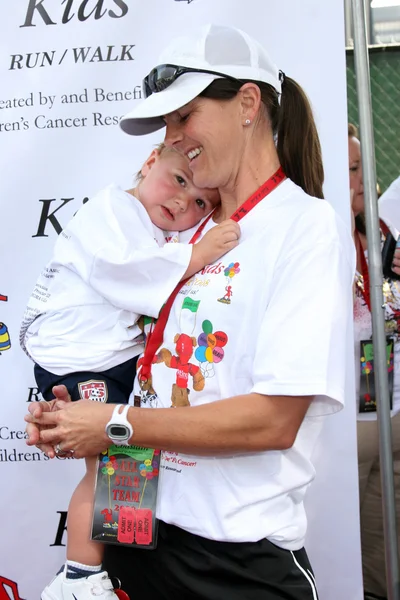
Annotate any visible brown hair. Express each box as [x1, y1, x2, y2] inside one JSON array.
[[348, 123, 358, 138], [200, 77, 324, 199]]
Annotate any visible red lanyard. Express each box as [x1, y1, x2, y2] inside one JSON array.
[[357, 220, 390, 312], [138, 166, 286, 384]]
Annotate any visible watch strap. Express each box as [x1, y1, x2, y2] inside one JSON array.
[[106, 404, 133, 446]]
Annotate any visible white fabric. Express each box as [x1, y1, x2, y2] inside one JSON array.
[[120, 23, 281, 136], [20, 185, 192, 375], [145, 179, 355, 549], [379, 175, 400, 232], [354, 248, 400, 421]]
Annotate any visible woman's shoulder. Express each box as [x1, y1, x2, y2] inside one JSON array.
[[280, 179, 350, 246]]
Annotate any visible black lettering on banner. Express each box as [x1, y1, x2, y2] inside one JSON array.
[[20, 0, 129, 27], [0, 117, 29, 132], [50, 511, 68, 546], [109, 0, 128, 18], [77, 0, 107, 21], [62, 0, 75, 24], [27, 387, 42, 402], [9, 55, 24, 70], [33, 198, 74, 237], [120, 44, 134, 61], [21, 0, 56, 27]]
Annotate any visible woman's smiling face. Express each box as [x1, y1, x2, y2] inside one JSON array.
[[163, 93, 248, 192]]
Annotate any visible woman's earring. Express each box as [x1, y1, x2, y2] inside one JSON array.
[[245, 119, 251, 125]]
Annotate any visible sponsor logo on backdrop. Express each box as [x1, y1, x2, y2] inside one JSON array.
[[0, 576, 25, 600], [0, 295, 11, 355]]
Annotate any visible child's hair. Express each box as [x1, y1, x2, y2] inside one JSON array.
[[135, 142, 167, 183]]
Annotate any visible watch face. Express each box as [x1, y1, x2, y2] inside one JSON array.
[[108, 425, 129, 439]]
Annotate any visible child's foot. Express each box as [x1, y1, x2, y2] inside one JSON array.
[[41, 568, 126, 600]]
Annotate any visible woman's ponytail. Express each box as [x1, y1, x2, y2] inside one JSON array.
[[200, 77, 325, 199], [276, 76, 324, 199]]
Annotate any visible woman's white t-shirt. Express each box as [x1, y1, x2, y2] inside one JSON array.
[[144, 179, 355, 550]]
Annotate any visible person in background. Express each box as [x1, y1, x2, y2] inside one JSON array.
[[26, 24, 354, 600], [349, 122, 400, 600]]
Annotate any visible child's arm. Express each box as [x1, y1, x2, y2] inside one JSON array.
[[182, 220, 241, 280], [56, 190, 240, 318]]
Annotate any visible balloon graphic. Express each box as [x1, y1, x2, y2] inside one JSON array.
[[196, 320, 228, 376], [223, 262, 240, 281]]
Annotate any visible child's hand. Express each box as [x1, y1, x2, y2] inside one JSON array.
[[196, 220, 241, 265]]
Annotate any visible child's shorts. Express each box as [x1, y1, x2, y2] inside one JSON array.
[[34, 355, 138, 404]]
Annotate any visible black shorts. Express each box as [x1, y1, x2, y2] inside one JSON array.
[[103, 520, 319, 600], [34, 356, 138, 404]]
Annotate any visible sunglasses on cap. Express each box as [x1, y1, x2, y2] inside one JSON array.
[[142, 64, 242, 98]]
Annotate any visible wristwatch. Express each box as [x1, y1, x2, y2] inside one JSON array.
[[105, 404, 133, 446]]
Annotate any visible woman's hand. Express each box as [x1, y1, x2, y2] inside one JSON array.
[[393, 247, 400, 276], [25, 394, 114, 459], [25, 385, 71, 458]]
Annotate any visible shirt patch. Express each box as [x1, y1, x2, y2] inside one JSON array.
[[78, 379, 108, 402]]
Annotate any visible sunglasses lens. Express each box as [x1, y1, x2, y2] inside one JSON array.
[[142, 65, 181, 97], [142, 79, 151, 99]]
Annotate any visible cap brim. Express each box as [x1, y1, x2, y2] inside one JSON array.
[[120, 72, 218, 136]]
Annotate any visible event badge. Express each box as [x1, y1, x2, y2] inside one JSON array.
[[91, 445, 161, 549], [359, 338, 394, 413]]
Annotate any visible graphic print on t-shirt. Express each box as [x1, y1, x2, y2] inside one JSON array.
[[194, 318, 228, 380], [217, 261, 240, 304], [156, 333, 204, 407], [156, 298, 229, 406]]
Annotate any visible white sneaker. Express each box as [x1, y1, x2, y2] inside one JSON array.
[[41, 568, 120, 600]]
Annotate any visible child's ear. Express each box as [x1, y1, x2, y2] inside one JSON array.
[[141, 148, 160, 177]]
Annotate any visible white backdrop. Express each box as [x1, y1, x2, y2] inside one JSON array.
[[0, 1, 362, 599]]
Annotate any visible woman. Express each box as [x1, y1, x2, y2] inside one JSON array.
[[26, 24, 354, 600], [350, 123, 400, 600]]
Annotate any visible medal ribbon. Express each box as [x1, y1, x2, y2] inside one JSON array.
[[138, 166, 286, 384]]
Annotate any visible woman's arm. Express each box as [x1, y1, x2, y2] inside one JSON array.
[[26, 390, 313, 459]]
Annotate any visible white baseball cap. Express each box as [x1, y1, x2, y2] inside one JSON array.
[[120, 24, 281, 136]]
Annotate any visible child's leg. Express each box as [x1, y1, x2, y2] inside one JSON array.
[[66, 455, 103, 569]]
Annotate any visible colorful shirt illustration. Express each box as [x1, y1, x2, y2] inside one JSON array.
[[217, 262, 240, 304]]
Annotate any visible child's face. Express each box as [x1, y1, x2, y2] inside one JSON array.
[[138, 149, 220, 231]]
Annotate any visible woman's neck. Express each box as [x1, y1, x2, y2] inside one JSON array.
[[212, 144, 281, 224]]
